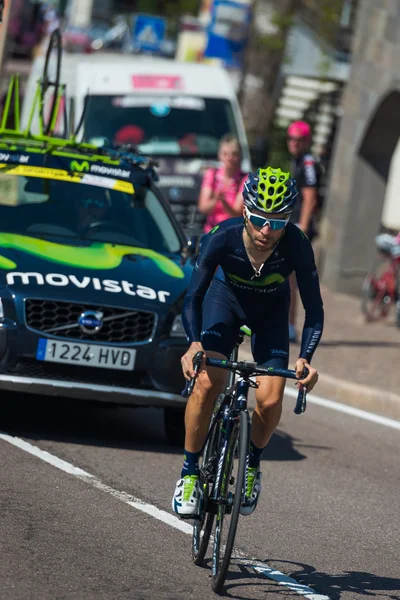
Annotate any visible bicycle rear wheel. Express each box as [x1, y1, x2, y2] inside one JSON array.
[[40, 29, 62, 135], [212, 410, 248, 594], [192, 396, 224, 565], [361, 258, 394, 322]]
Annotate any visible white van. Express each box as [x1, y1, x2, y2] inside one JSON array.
[[22, 53, 251, 236]]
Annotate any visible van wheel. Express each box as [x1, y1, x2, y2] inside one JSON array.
[[164, 407, 185, 447]]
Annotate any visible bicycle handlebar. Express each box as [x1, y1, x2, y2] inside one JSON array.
[[181, 351, 308, 415]]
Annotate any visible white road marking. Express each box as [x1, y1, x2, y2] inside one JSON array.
[[249, 564, 330, 599], [0, 432, 192, 535], [0, 433, 94, 477], [284, 387, 400, 431], [0, 432, 332, 599]]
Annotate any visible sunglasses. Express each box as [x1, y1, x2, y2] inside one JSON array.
[[245, 207, 289, 230], [79, 198, 106, 208]]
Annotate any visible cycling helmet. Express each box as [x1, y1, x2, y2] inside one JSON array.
[[242, 166, 298, 214], [288, 120, 311, 138]]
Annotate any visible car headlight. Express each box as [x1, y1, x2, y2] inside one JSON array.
[[170, 314, 186, 337]]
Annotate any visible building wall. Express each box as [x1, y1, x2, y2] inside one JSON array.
[[319, 1, 400, 295]]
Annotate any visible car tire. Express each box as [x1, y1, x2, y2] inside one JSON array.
[[164, 406, 185, 447]]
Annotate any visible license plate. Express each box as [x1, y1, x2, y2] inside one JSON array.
[[36, 339, 136, 371]]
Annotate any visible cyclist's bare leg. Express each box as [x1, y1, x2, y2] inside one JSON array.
[[184, 351, 227, 453], [251, 375, 286, 449]]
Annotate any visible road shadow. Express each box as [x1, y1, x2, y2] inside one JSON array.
[[0, 392, 179, 454], [214, 557, 400, 599], [0, 393, 320, 461], [269, 558, 400, 600]]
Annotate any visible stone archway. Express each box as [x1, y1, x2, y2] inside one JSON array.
[[321, 90, 400, 295]]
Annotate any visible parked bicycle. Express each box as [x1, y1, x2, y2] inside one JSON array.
[[181, 328, 308, 594], [361, 233, 400, 326]]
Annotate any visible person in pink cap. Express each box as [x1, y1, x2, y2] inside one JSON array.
[[198, 135, 247, 233], [287, 120, 322, 342]]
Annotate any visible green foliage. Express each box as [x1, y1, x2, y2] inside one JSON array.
[[136, 0, 159, 13], [134, 0, 199, 35], [135, 0, 198, 17], [267, 122, 291, 172], [255, 8, 295, 52]]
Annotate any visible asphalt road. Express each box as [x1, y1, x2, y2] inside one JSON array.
[[1, 390, 399, 600]]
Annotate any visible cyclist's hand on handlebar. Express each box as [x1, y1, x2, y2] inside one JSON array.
[[181, 342, 205, 380], [295, 358, 319, 392]]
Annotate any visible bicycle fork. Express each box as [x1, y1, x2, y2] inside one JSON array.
[[213, 379, 251, 511]]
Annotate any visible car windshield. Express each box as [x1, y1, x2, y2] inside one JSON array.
[[84, 95, 239, 157], [0, 173, 181, 253]]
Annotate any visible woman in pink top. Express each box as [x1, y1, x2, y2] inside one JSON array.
[[198, 135, 248, 233]]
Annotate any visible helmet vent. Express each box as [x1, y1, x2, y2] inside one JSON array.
[[259, 183, 265, 191], [277, 186, 284, 195], [259, 192, 264, 200], [269, 176, 276, 183], [268, 186, 274, 196]]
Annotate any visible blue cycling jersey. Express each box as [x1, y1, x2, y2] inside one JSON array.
[[182, 218, 324, 362]]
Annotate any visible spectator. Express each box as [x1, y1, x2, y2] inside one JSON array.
[[287, 120, 322, 342], [198, 134, 247, 234]]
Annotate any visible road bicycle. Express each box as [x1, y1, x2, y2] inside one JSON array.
[[181, 328, 308, 594], [361, 243, 400, 326]]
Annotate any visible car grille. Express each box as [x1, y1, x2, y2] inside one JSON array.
[[3, 357, 148, 389], [25, 299, 156, 344]]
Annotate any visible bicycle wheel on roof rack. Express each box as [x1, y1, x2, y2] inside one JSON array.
[[40, 29, 62, 135]]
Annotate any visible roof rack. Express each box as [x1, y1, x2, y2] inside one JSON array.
[[0, 29, 158, 178]]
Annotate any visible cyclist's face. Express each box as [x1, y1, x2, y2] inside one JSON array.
[[243, 207, 288, 251]]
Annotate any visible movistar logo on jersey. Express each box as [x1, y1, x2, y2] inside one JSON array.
[[70, 160, 90, 172], [227, 272, 285, 288]]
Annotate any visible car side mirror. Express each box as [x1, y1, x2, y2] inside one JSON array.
[[184, 235, 201, 263]]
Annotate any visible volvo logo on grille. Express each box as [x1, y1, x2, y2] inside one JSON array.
[[78, 310, 104, 335]]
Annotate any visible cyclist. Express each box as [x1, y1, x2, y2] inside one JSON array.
[[172, 166, 324, 518]]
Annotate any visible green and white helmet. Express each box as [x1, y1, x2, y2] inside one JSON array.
[[242, 166, 298, 214]]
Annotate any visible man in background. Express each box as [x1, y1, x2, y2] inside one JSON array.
[[287, 120, 322, 342]]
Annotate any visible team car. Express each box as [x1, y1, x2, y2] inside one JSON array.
[[0, 37, 194, 445]]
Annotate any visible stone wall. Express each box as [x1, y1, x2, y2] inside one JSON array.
[[320, 1, 400, 295]]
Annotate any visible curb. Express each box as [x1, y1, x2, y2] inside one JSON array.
[[238, 344, 400, 422]]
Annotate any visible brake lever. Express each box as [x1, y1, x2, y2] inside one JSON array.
[[181, 351, 204, 398], [294, 366, 309, 415]]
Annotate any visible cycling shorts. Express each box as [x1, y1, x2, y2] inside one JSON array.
[[200, 279, 290, 368]]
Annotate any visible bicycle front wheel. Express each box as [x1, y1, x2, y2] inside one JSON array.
[[212, 410, 249, 594], [192, 397, 224, 565]]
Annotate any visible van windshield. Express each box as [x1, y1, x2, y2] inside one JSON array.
[[84, 95, 240, 157]]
